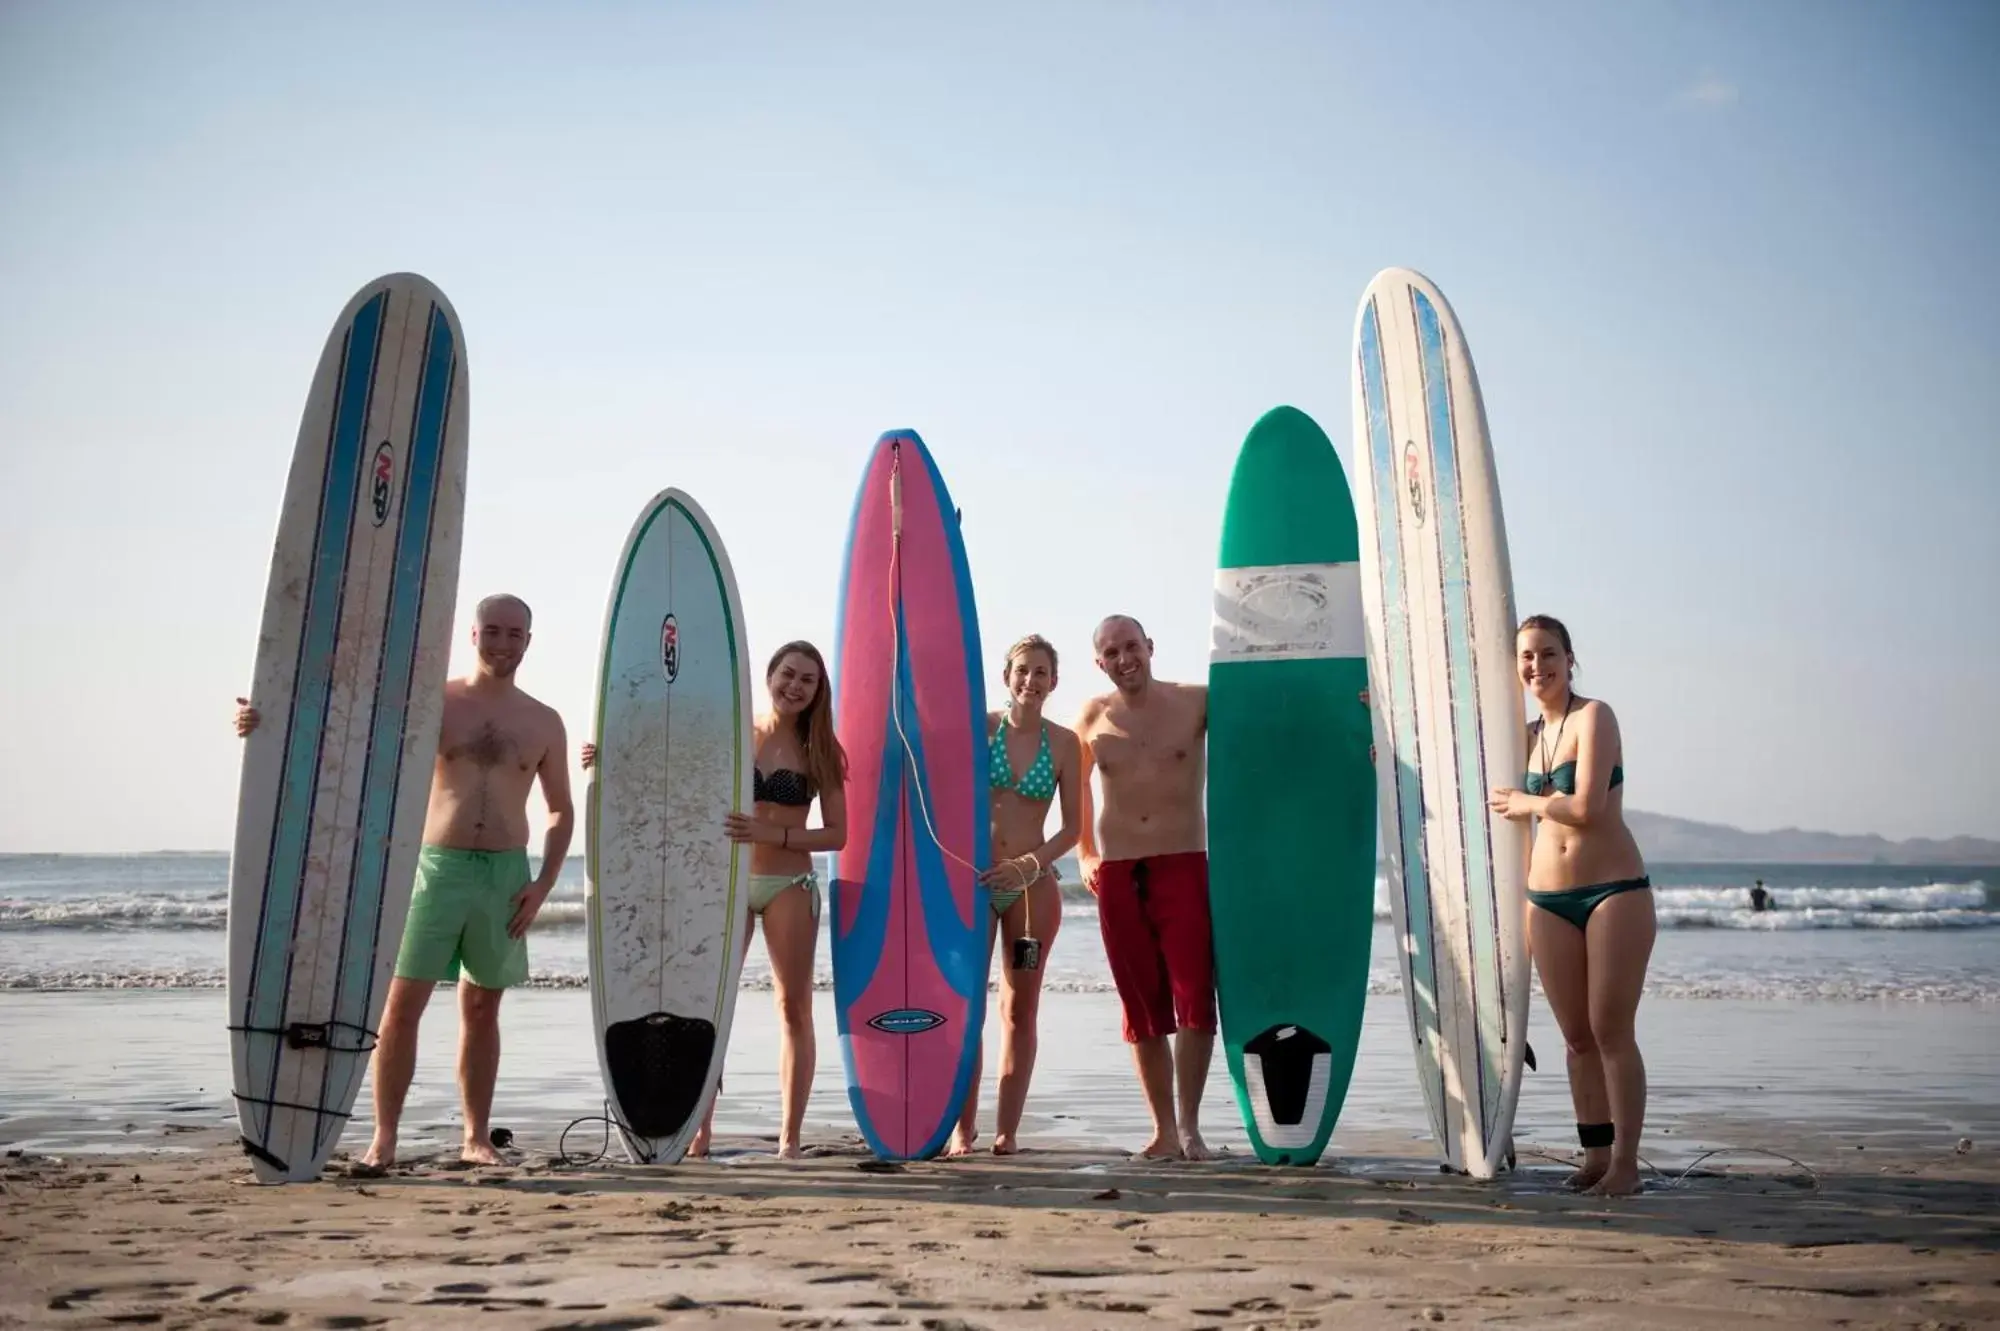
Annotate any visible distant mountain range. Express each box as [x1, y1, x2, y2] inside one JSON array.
[[1623, 810, 2000, 865], [40, 812, 2000, 869]]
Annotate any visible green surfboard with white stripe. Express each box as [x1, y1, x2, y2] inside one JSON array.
[[1207, 405, 1377, 1166]]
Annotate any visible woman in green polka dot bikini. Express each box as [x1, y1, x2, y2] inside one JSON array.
[[945, 633, 1083, 1156]]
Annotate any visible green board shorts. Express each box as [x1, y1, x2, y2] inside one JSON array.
[[394, 845, 532, 990]]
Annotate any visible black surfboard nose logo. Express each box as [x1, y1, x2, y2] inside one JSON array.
[[1402, 440, 1425, 526], [370, 441, 394, 527], [660, 614, 680, 683]]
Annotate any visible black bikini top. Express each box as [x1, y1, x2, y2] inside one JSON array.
[[754, 765, 811, 807]]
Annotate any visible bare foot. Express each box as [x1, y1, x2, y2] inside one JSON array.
[[1586, 1161, 1644, 1197], [358, 1135, 396, 1170], [944, 1126, 978, 1158], [1564, 1148, 1611, 1192], [1132, 1134, 1182, 1161], [688, 1123, 711, 1159], [991, 1133, 1020, 1156], [461, 1138, 505, 1167], [776, 1138, 803, 1161], [1179, 1129, 1211, 1162]]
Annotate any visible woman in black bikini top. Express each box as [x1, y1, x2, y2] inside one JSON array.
[[1488, 614, 1655, 1197], [720, 640, 848, 1159]]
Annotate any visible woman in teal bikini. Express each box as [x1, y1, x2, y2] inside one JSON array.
[[1489, 614, 1654, 1197], [946, 633, 1082, 1156], [582, 639, 847, 1160]]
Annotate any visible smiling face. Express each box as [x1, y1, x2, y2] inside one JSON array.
[[1004, 645, 1057, 707], [767, 650, 821, 719], [1093, 615, 1152, 695], [472, 595, 532, 678], [1517, 625, 1572, 706]]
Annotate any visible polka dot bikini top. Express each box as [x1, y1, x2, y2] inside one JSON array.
[[988, 716, 1056, 802]]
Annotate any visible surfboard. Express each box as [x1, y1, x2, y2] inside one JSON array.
[[1350, 267, 1531, 1179], [831, 430, 990, 1161], [226, 272, 470, 1184], [1207, 405, 1377, 1167], [585, 488, 754, 1165]]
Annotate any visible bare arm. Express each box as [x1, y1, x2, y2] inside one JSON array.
[[509, 710, 575, 938], [785, 776, 849, 854], [1073, 701, 1100, 889], [531, 711, 576, 888], [1028, 726, 1084, 869]]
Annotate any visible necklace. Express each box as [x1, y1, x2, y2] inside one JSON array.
[[1538, 693, 1573, 778]]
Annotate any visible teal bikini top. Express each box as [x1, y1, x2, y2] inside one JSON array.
[[1525, 760, 1624, 796], [989, 716, 1056, 802]]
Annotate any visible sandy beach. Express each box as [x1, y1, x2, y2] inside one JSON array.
[[7, 991, 1999, 1331], [5, 1121, 1997, 1331]]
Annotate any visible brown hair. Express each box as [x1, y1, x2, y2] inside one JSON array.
[[1001, 633, 1059, 684], [767, 640, 848, 799], [1517, 614, 1578, 673]]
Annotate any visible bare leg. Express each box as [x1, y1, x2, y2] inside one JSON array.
[[1131, 1036, 1181, 1158], [692, 914, 756, 1159], [360, 976, 433, 1168], [762, 886, 818, 1159], [1584, 889, 1657, 1197], [947, 916, 1001, 1158], [993, 875, 1063, 1154], [1172, 1029, 1215, 1160], [1530, 906, 1609, 1190], [458, 980, 506, 1165]]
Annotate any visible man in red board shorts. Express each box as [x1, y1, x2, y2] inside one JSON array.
[[1075, 614, 1215, 1160]]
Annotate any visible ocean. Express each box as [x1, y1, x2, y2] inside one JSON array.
[[3, 853, 1995, 1003], [3, 853, 1995, 1164]]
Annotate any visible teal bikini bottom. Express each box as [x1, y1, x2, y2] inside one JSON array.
[[1528, 876, 1650, 931]]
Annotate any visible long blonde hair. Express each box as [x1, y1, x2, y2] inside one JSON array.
[[768, 640, 847, 799]]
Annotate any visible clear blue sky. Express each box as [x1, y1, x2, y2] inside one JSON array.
[[2, 1, 1995, 853]]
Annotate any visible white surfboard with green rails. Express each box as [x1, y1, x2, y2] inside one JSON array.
[[585, 487, 754, 1165]]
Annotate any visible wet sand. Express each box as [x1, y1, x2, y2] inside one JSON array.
[[4, 1122, 1997, 1330]]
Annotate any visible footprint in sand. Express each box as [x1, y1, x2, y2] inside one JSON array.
[[198, 1285, 254, 1303]]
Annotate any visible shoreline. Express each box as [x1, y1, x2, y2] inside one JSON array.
[[7, 990, 1995, 1165]]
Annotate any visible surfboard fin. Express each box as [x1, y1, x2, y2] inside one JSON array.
[[1525, 1040, 1538, 1072]]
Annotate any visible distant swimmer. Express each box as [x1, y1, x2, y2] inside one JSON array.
[[1750, 879, 1771, 913]]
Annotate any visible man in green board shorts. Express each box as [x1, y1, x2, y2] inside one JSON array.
[[234, 593, 575, 1167]]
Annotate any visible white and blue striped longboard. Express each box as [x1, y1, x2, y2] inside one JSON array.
[[1351, 267, 1530, 1179], [226, 273, 470, 1183]]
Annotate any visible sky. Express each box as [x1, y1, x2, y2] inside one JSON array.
[[2, 0, 1996, 853]]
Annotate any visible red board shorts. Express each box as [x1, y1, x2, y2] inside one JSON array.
[[1093, 850, 1217, 1043]]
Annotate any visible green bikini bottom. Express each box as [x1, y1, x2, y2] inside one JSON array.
[[1528, 876, 1651, 931], [749, 871, 820, 922], [988, 863, 1058, 917]]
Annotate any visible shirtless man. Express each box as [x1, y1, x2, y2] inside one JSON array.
[[234, 593, 574, 1167], [1074, 614, 1215, 1160]]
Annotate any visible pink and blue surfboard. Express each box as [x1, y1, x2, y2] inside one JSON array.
[[831, 430, 990, 1161]]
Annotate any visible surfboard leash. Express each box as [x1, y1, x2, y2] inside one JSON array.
[[883, 440, 1048, 952], [884, 440, 984, 886]]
